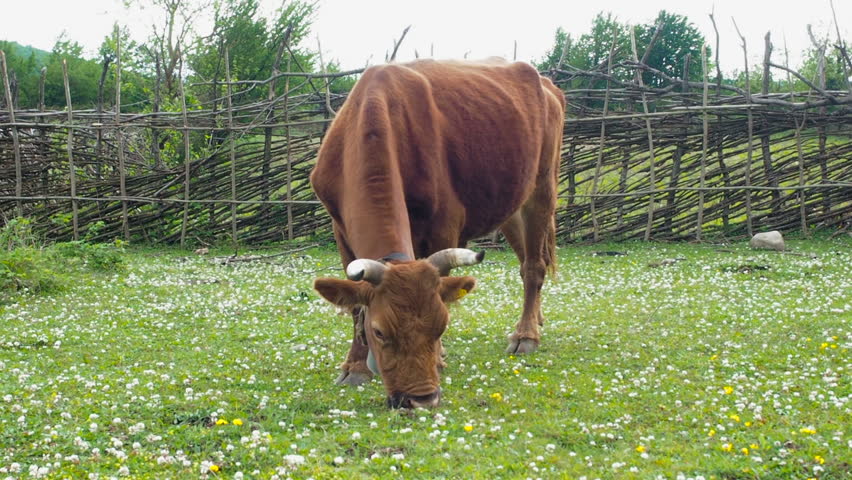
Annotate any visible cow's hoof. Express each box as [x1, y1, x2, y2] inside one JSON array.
[[334, 370, 372, 386], [506, 338, 539, 354]]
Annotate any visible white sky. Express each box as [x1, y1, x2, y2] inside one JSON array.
[[2, 0, 848, 74]]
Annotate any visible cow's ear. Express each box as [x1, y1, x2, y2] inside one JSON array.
[[439, 276, 476, 304], [314, 278, 373, 308]]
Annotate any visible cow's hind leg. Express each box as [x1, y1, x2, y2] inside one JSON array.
[[500, 186, 556, 355], [335, 307, 374, 386]]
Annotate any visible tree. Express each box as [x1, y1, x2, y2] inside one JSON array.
[[0, 41, 42, 108], [188, 0, 316, 105], [125, 0, 212, 99], [634, 10, 707, 87], [538, 10, 709, 89]]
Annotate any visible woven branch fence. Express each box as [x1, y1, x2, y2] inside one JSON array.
[[1, 26, 851, 247]]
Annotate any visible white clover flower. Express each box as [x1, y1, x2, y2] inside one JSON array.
[[283, 454, 305, 466]]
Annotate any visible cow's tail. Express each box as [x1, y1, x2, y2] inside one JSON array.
[[544, 216, 557, 278]]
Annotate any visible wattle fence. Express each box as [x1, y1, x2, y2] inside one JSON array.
[[2, 26, 850, 246]]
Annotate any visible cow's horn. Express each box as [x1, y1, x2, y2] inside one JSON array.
[[346, 259, 389, 284], [427, 248, 485, 276]]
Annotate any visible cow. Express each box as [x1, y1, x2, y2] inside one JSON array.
[[311, 58, 565, 408]]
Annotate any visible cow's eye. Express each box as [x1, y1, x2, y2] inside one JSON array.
[[374, 328, 385, 340]]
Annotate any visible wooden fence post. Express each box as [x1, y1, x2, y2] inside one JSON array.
[[62, 59, 79, 240], [285, 54, 294, 241], [115, 27, 130, 241], [179, 58, 191, 248], [261, 36, 288, 228], [1, 50, 23, 217], [697, 45, 709, 241], [630, 27, 658, 242], [666, 54, 691, 236], [760, 32, 780, 217], [785, 43, 809, 236], [733, 19, 754, 237], [807, 27, 830, 217], [38, 67, 48, 206], [590, 27, 618, 242], [224, 48, 238, 249], [709, 12, 731, 230]]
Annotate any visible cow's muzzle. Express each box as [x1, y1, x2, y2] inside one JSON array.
[[387, 389, 441, 409]]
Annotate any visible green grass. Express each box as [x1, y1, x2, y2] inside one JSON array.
[[1, 236, 850, 479]]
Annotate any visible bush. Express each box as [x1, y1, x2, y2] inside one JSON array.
[[54, 240, 126, 271], [0, 218, 127, 303], [0, 218, 63, 300]]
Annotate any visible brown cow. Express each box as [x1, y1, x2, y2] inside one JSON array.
[[311, 58, 565, 408]]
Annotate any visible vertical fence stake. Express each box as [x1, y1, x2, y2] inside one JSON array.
[[1, 51, 23, 217], [224, 48, 238, 250], [115, 26, 130, 241], [38, 67, 48, 208], [760, 32, 780, 217], [666, 54, 691, 236], [785, 43, 809, 236], [697, 45, 709, 241], [62, 59, 79, 240], [590, 27, 617, 242], [807, 27, 830, 217], [285, 54, 294, 241], [179, 58, 191, 248], [262, 35, 288, 230], [733, 19, 754, 237], [630, 28, 658, 242]]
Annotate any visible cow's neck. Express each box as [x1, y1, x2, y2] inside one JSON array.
[[342, 163, 416, 261]]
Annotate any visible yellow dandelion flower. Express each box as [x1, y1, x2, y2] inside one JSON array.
[[209, 465, 220, 472], [749, 443, 759, 450], [708, 429, 716, 437], [635, 445, 646, 453], [729, 414, 740, 422], [723, 386, 734, 395], [232, 419, 243, 426], [513, 369, 520, 375], [830, 344, 838, 349], [741, 447, 749, 455], [463, 424, 473, 432], [490, 392, 503, 402], [799, 427, 816, 435], [215, 419, 228, 426], [814, 455, 825, 465], [710, 354, 718, 361], [820, 342, 829, 350], [721, 443, 733, 452], [744, 421, 753, 427]]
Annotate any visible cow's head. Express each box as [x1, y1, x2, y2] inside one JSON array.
[[314, 248, 483, 408]]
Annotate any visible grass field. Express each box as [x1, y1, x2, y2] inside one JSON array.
[[1, 236, 850, 479]]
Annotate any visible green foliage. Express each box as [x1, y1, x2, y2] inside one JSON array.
[[0, 41, 45, 107], [635, 10, 707, 87], [538, 10, 710, 90], [54, 240, 126, 271], [188, 0, 317, 103], [0, 218, 126, 303], [0, 219, 62, 300]]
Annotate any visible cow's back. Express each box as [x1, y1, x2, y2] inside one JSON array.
[[312, 59, 565, 258]]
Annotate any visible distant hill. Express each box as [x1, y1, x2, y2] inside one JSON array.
[[1, 41, 51, 67]]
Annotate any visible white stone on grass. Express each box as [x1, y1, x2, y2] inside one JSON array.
[[750, 231, 785, 251]]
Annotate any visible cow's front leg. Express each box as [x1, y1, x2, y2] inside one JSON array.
[[335, 307, 374, 386]]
